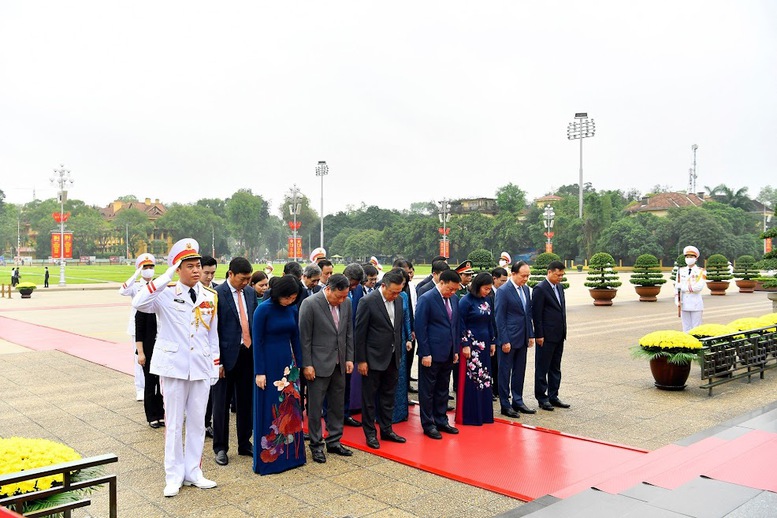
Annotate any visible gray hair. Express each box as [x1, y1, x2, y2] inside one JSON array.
[[303, 264, 321, 278], [342, 263, 365, 283]]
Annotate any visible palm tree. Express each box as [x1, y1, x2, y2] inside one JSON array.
[[714, 185, 753, 211]]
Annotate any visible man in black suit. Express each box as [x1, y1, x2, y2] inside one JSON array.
[[495, 262, 535, 418], [354, 269, 407, 449], [212, 257, 256, 465], [531, 261, 570, 411]]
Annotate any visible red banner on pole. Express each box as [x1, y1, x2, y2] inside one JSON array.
[[287, 237, 303, 259], [439, 239, 450, 258], [51, 231, 73, 259], [766, 237, 773, 254], [545, 243, 553, 253]]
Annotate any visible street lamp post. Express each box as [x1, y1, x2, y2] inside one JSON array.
[[50, 164, 73, 286], [567, 113, 596, 218], [315, 161, 329, 249], [288, 184, 301, 261], [543, 204, 555, 253], [438, 199, 451, 259], [690, 144, 698, 194]]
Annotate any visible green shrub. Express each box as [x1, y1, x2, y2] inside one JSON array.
[[706, 253, 732, 282], [528, 252, 569, 288], [629, 254, 667, 286], [584, 252, 622, 289], [467, 249, 494, 272], [733, 255, 758, 281]]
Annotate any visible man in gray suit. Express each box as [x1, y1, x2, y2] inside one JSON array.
[[354, 269, 407, 449], [299, 274, 354, 464]]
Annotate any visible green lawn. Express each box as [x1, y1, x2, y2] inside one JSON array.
[[1, 263, 433, 286]]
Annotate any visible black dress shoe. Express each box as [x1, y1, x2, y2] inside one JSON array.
[[326, 444, 353, 456], [424, 428, 442, 440], [215, 450, 228, 466], [446, 405, 455, 412], [149, 420, 162, 429], [344, 416, 361, 427], [550, 398, 571, 408], [438, 423, 459, 435], [205, 426, 214, 438], [514, 403, 537, 414], [539, 401, 555, 411], [238, 446, 253, 456], [408, 387, 419, 394], [447, 394, 454, 400], [303, 432, 310, 441], [366, 436, 380, 449], [408, 399, 417, 406], [492, 394, 498, 402], [380, 431, 406, 443], [311, 449, 326, 463], [500, 407, 520, 418]]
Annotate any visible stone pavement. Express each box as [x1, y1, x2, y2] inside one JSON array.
[[1, 273, 775, 517]]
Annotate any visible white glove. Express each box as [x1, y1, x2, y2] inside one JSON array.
[[124, 267, 143, 286], [210, 377, 218, 386], [163, 260, 182, 281]]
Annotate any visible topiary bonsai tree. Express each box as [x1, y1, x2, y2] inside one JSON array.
[[733, 255, 758, 281], [705, 253, 733, 282], [629, 254, 667, 287], [467, 248, 494, 272], [584, 252, 622, 290], [528, 252, 569, 289]]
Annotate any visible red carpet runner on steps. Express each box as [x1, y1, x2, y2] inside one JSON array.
[[0, 315, 646, 501]]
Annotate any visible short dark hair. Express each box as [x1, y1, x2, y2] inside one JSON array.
[[432, 260, 450, 274], [270, 275, 299, 303], [200, 255, 217, 268], [250, 271, 268, 285], [432, 255, 447, 263], [406, 260, 414, 269], [228, 257, 252, 275], [381, 269, 405, 288], [268, 276, 279, 290], [490, 267, 508, 278], [317, 259, 333, 270], [392, 258, 409, 269], [343, 263, 364, 282], [283, 261, 303, 278], [439, 270, 461, 284], [512, 261, 529, 273], [469, 272, 494, 296], [362, 263, 379, 277], [327, 273, 350, 291], [547, 260, 565, 272]]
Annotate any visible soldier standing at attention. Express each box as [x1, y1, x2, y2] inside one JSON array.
[[133, 238, 220, 498], [676, 245, 706, 332]]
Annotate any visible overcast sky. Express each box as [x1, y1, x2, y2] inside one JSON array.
[[1, 1, 775, 218]]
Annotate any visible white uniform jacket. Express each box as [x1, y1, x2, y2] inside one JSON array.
[[119, 278, 148, 336], [133, 272, 220, 381], [676, 265, 706, 312]]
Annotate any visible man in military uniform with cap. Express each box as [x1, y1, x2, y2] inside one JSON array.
[[675, 245, 706, 332], [133, 238, 220, 497], [454, 260, 475, 299]]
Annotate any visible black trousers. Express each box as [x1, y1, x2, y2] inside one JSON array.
[[141, 345, 164, 423], [212, 345, 253, 453], [535, 339, 564, 403], [419, 359, 453, 431], [360, 359, 399, 438]]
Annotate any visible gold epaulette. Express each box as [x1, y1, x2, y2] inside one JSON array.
[[167, 281, 177, 287], [203, 285, 217, 294]]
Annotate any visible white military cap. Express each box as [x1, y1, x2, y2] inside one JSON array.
[[168, 238, 201, 267]]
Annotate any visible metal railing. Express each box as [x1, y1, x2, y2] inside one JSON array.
[[0, 454, 117, 518], [699, 327, 777, 396]]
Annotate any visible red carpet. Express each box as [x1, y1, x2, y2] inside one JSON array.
[[1, 314, 648, 501]]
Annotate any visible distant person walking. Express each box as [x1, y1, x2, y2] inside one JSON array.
[[44, 267, 50, 288]]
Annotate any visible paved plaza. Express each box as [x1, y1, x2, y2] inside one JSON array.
[[1, 273, 776, 517]]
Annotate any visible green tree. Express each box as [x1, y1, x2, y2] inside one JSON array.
[[226, 189, 270, 258], [157, 204, 225, 256], [757, 185, 777, 211], [707, 184, 754, 211], [116, 195, 139, 202], [344, 229, 382, 261], [495, 183, 527, 213], [449, 213, 494, 261], [68, 208, 110, 257], [113, 208, 154, 257]]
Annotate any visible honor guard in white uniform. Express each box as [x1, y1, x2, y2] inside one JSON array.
[[133, 238, 220, 497], [498, 252, 512, 268], [119, 253, 156, 400], [675, 245, 706, 332]]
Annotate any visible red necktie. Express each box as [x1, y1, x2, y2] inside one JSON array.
[[237, 289, 251, 347]]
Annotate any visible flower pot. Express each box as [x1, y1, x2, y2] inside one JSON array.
[[18, 288, 33, 299], [734, 279, 756, 293], [588, 288, 617, 306], [634, 285, 661, 302], [754, 280, 777, 292], [706, 281, 729, 296], [649, 356, 691, 391]]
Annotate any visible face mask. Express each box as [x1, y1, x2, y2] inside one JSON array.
[[685, 257, 696, 266], [141, 269, 155, 280]]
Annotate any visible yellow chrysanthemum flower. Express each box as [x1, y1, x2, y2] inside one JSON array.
[[638, 330, 702, 350], [688, 324, 737, 339], [728, 317, 768, 332], [0, 438, 81, 498]]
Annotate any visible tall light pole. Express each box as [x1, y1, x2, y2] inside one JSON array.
[[50, 164, 73, 286], [315, 161, 329, 249], [567, 113, 596, 218], [690, 144, 698, 194], [438, 199, 451, 259], [288, 184, 301, 261], [543, 204, 556, 253]]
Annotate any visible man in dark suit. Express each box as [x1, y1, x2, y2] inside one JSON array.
[[212, 257, 256, 466], [354, 269, 407, 449], [495, 261, 535, 418], [415, 269, 461, 439], [342, 263, 365, 427], [415, 255, 448, 296], [531, 260, 570, 411], [299, 274, 354, 463]]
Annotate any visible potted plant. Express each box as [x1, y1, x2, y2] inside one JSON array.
[[688, 323, 738, 377], [629, 253, 667, 302], [756, 228, 777, 292], [528, 252, 569, 289], [632, 330, 703, 390], [733, 255, 758, 293], [705, 253, 732, 295], [15, 281, 37, 299], [584, 252, 621, 306]]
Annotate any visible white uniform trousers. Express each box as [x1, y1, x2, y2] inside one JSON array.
[[133, 337, 145, 395], [160, 376, 210, 486], [681, 311, 702, 332]]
